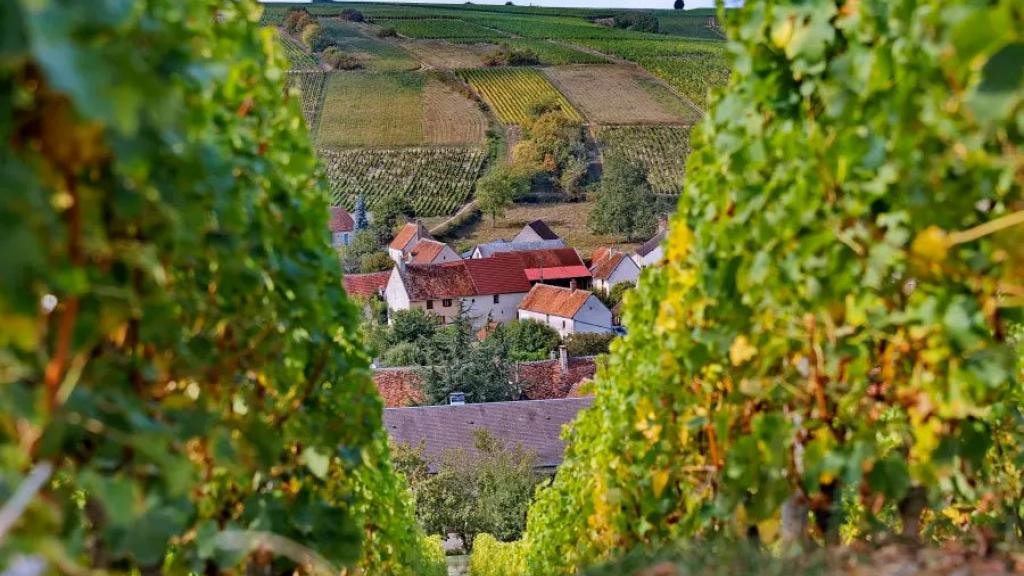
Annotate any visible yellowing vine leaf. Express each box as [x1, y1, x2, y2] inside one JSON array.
[[912, 226, 950, 262], [729, 335, 758, 366]]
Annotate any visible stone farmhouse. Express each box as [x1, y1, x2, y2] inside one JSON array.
[[518, 283, 614, 337]]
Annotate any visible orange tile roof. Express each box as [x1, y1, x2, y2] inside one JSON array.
[[590, 250, 628, 280], [407, 239, 449, 263], [463, 253, 532, 295], [343, 271, 392, 299], [329, 206, 355, 233], [389, 222, 430, 251], [512, 248, 584, 269], [400, 261, 477, 300], [519, 284, 593, 318]]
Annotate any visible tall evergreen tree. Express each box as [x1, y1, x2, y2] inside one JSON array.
[[354, 193, 369, 230]]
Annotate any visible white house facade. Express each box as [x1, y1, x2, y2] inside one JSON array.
[[517, 284, 613, 338]]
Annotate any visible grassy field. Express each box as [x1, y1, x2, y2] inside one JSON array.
[[320, 20, 420, 72], [458, 67, 582, 125], [423, 80, 488, 145], [545, 65, 693, 125], [320, 147, 486, 216], [318, 72, 424, 147], [596, 125, 691, 195], [398, 40, 489, 69], [441, 200, 643, 257]]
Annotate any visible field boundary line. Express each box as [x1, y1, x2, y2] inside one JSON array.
[[430, 199, 479, 236]]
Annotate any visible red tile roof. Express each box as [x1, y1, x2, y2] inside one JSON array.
[[519, 284, 593, 318], [373, 356, 597, 407], [343, 271, 392, 299], [463, 253, 532, 295], [407, 239, 450, 264], [512, 248, 584, 269], [389, 222, 430, 251], [374, 368, 425, 407], [400, 261, 477, 300], [524, 265, 591, 282], [590, 250, 629, 280], [384, 397, 594, 472], [329, 206, 355, 233]]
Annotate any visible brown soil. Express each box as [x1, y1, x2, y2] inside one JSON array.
[[544, 65, 691, 125]]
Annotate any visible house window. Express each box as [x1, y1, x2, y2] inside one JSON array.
[[562, 320, 566, 329], [442, 299, 453, 307], [426, 300, 434, 310], [493, 294, 500, 304]]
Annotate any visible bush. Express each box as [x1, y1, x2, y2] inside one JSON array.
[[377, 26, 398, 38], [284, 8, 314, 34], [612, 12, 659, 32], [489, 320, 561, 362], [469, 534, 527, 576], [383, 341, 427, 367], [564, 332, 615, 357], [340, 8, 365, 22], [302, 24, 336, 53], [483, 44, 540, 67], [360, 251, 394, 273], [323, 46, 361, 70]]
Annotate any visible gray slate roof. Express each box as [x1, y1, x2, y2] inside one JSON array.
[[383, 397, 594, 472], [469, 238, 567, 259], [635, 230, 667, 258]]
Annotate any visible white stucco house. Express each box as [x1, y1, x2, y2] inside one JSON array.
[[388, 221, 432, 263], [383, 253, 533, 329], [632, 230, 666, 268], [589, 248, 641, 293], [517, 283, 613, 337]]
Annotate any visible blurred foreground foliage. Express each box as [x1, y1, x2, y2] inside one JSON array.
[[0, 1, 443, 574]]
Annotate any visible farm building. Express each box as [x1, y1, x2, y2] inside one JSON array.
[[383, 397, 594, 474], [343, 271, 392, 300], [383, 253, 533, 328], [518, 283, 613, 337], [512, 248, 591, 289], [467, 238, 566, 259], [633, 229, 666, 268], [405, 238, 461, 264], [590, 248, 640, 292], [388, 221, 432, 263], [513, 219, 561, 243], [328, 206, 355, 248]]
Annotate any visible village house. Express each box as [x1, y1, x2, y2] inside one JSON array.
[[518, 283, 613, 337], [388, 221, 432, 263], [405, 238, 461, 265], [512, 219, 561, 243], [384, 397, 594, 474], [589, 247, 641, 292], [343, 270, 392, 300], [632, 218, 670, 268], [328, 206, 355, 248], [508, 248, 591, 289], [383, 253, 533, 328], [467, 238, 566, 259]]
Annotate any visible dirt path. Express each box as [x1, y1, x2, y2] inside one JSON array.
[[447, 555, 469, 576]]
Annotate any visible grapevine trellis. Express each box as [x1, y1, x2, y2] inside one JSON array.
[[457, 67, 583, 125], [596, 125, 691, 195], [319, 147, 487, 216], [285, 71, 326, 132]]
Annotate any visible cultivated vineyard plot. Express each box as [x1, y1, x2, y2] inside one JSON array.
[[280, 34, 319, 70], [597, 125, 691, 195], [457, 67, 583, 125], [319, 147, 486, 216], [383, 18, 509, 41], [285, 71, 327, 132], [544, 65, 690, 125]]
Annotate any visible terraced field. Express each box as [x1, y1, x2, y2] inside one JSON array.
[[578, 39, 730, 109], [545, 65, 695, 125], [320, 20, 420, 72], [384, 18, 509, 41], [596, 125, 691, 195], [320, 147, 486, 216], [458, 67, 582, 125]]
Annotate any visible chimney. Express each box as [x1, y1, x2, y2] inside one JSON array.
[[569, 279, 578, 292], [657, 216, 669, 234], [449, 392, 466, 406], [558, 345, 568, 373]]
